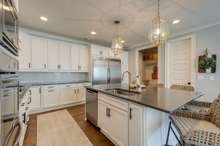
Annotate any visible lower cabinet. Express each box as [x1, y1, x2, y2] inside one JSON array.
[[98, 93, 144, 146], [42, 85, 60, 108], [98, 94, 129, 146], [28, 86, 41, 110], [60, 84, 75, 105]]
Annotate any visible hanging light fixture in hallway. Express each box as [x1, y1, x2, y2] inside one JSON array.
[[149, 0, 170, 46]]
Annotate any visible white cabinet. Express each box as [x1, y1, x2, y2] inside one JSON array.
[[91, 44, 109, 58], [79, 45, 89, 72], [71, 44, 80, 71], [129, 103, 144, 146], [59, 42, 71, 70], [98, 94, 129, 146], [2, 88, 17, 116], [109, 49, 121, 59], [42, 85, 60, 108], [60, 84, 75, 105], [76, 86, 86, 102], [18, 31, 31, 70], [31, 36, 47, 70], [29, 86, 41, 111], [47, 39, 59, 70]]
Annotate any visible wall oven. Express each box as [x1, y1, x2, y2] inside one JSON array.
[[0, 74, 20, 146], [0, 0, 19, 56]]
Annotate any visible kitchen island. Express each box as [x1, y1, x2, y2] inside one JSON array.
[[86, 84, 203, 146]]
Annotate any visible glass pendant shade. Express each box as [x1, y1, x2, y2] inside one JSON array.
[[149, 16, 169, 46], [111, 35, 123, 56]]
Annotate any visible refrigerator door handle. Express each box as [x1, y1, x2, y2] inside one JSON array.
[[107, 67, 110, 84]]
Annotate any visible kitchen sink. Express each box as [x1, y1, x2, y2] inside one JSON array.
[[105, 88, 140, 96]]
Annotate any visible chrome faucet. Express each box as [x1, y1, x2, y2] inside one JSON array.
[[122, 71, 132, 90]]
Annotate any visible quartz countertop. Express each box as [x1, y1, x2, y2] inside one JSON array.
[[86, 84, 204, 113]]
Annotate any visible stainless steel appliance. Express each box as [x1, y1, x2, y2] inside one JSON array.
[[0, 74, 20, 146], [92, 58, 121, 85], [0, 44, 20, 145], [0, 0, 19, 56], [86, 59, 121, 126], [86, 89, 98, 126]]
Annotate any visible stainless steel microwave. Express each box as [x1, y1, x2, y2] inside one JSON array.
[[0, 0, 19, 56]]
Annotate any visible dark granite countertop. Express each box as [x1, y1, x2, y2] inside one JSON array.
[[19, 81, 91, 86], [86, 84, 204, 113]]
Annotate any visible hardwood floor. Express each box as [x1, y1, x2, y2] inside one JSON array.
[[23, 105, 115, 146]]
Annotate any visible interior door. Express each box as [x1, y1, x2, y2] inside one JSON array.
[[167, 38, 192, 87]]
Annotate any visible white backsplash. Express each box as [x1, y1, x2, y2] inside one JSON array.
[[18, 72, 89, 84]]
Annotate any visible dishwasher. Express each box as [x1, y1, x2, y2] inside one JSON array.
[[86, 88, 98, 126]]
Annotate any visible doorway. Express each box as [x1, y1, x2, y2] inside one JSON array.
[[138, 47, 158, 86], [165, 36, 195, 88]]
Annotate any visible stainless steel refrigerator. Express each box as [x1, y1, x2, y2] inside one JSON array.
[[92, 58, 121, 85]]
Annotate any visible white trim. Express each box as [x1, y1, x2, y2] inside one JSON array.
[[165, 35, 197, 88]]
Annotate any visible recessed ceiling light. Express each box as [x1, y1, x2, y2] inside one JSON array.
[[121, 40, 125, 43], [172, 19, 181, 24], [40, 16, 48, 22], [90, 31, 97, 35]]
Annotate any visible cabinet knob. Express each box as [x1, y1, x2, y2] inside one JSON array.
[[129, 108, 132, 120]]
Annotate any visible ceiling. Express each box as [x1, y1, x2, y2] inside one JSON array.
[[19, 0, 220, 49]]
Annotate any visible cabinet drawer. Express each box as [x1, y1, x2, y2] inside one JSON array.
[[99, 93, 128, 112]]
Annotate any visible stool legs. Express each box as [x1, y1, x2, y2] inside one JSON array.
[[165, 121, 184, 146]]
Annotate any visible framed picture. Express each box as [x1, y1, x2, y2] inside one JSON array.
[[198, 54, 217, 73]]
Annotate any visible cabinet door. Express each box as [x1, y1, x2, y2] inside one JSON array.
[[59, 42, 71, 70], [42, 86, 60, 108], [18, 31, 31, 70], [129, 103, 144, 146], [109, 49, 122, 59], [71, 44, 79, 71], [60, 84, 75, 105], [79, 45, 89, 72], [47, 39, 59, 70], [76, 86, 86, 102], [91, 45, 109, 58], [31, 36, 47, 70], [110, 106, 129, 146], [29, 86, 41, 111], [98, 100, 111, 135]]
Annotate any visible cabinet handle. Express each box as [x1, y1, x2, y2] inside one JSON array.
[[27, 97, 31, 104], [29, 90, 32, 95], [48, 89, 54, 92], [74, 89, 76, 94], [129, 108, 132, 120], [23, 113, 26, 124], [77, 89, 79, 94], [106, 107, 111, 117], [28, 63, 31, 68], [44, 64, 46, 69]]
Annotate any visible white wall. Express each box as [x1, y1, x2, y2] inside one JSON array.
[[194, 24, 220, 101]]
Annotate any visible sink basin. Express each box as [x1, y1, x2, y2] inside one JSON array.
[[105, 88, 140, 96]]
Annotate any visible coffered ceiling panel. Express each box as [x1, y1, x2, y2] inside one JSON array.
[[19, 0, 220, 49]]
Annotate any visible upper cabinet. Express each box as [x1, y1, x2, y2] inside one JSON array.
[[59, 42, 71, 71], [47, 39, 59, 71], [91, 44, 109, 58], [18, 31, 31, 70], [79, 45, 89, 72], [18, 30, 90, 72], [31, 36, 47, 70]]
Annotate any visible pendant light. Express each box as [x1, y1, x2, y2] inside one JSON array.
[[111, 20, 123, 56], [149, 0, 169, 46]]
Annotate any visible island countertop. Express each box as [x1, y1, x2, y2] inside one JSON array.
[[86, 84, 204, 113]]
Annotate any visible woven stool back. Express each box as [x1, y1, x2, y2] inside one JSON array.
[[210, 95, 220, 128], [170, 84, 195, 91]]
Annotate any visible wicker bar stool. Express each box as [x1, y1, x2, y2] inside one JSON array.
[[165, 95, 220, 146]]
